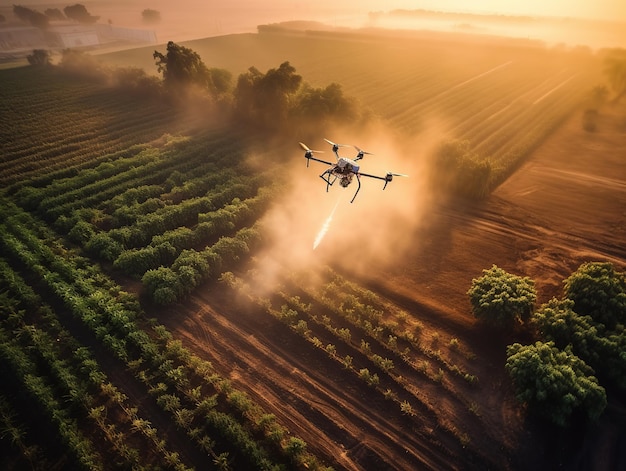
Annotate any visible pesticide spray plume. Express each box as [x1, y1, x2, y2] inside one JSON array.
[[245, 118, 449, 296], [313, 197, 340, 250]]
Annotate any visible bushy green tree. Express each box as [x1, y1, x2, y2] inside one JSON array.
[[27, 49, 50, 67], [153, 41, 231, 97], [142, 267, 181, 305], [141, 9, 161, 24], [603, 48, 626, 103], [433, 139, 491, 198], [533, 298, 599, 358], [234, 61, 301, 124], [13, 5, 49, 28], [63, 4, 99, 24], [85, 233, 123, 262], [506, 341, 606, 426], [44, 8, 65, 20], [68, 220, 95, 245], [293, 82, 358, 121], [467, 265, 536, 327], [563, 261, 626, 329], [533, 297, 626, 389]]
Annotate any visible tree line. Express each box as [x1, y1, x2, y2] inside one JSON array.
[[30, 39, 366, 137], [14, 4, 99, 29], [152, 40, 363, 132]]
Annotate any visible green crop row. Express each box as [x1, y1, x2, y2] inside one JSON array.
[[0, 204, 327, 469]]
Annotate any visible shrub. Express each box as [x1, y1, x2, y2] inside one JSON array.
[[563, 261, 626, 329], [467, 265, 536, 327], [506, 341, 606, 426]]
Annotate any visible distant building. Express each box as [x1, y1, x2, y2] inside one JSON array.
[[46, 24, 100, 48], [96, 24, 157, 44], [0, 22, 156, 53], [0, 26, 45, 51]]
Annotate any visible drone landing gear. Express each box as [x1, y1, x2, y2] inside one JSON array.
[[349, 175, 361, 203], [320, 171, 337, 192]]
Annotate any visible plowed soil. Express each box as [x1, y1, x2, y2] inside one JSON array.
[[157, 104, 626, 470]]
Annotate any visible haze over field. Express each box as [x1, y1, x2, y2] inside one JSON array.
[[1, 0, 625, 48]]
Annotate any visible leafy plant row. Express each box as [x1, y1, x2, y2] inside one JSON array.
[[0, 68, 195, 186], [220, 270, 495, 469], [0, 204, 328, 470]]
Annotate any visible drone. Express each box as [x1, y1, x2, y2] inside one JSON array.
[[299, 138, 407, 203]]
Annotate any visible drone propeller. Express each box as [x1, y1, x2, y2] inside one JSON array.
[[299, 142, 324, 154], [383, 172, 408, 189], [354, 145, 373, 160], [324, 138, 349, 153], [300, 142, 324, 167]]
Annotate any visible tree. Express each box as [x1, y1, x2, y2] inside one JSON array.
[[533, 297, 626, 389], [293, 82, 358, 121], [153, 41, 231, 97], [142, 267, 182, 305], [582, 108, 599, 132], [467, 265, 536, 327], [13, 5, 49, 28], [141, 9, 161, 24], [154, 41, 206, 86], [85, 233, 123, 262], [563, 261, 626, 329], [44, 8, 65, 20], [285, 436, 306, 459], [234, 61, 302, 124], [433, 139, 491, 198], [63, 4, 99, 24], [27, 49, 50, 67], [589, 85, 608, 108], [603, 48, 626, 103], [506, 341, 606, 426], [532, 298, 598, 356]]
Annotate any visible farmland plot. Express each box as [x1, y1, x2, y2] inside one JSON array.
[[0, 27, 613, 470], [101, 28, 599, 187], [0, 67, 325, 469]]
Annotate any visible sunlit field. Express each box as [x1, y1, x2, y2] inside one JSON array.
[[1, 5, 625, 470]]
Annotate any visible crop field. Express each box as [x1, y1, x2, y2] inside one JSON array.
[[102, 29, 601, 188], [1, 27, 619, 470]]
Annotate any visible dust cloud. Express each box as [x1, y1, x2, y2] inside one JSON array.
[[248, 120, 448, 293]]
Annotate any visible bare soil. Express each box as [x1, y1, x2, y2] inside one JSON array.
[[157, 103, 626, 470]]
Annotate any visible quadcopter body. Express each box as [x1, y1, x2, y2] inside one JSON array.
[[299, 138, 407, 203]]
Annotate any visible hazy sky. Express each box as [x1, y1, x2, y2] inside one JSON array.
[[384, 0, 626, 21], [1, 0, 624, 22]]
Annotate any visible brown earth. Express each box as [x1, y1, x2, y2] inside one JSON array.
[[156, 103, 626, 470]]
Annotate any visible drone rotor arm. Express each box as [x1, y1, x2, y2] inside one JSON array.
[[307, 156, 335, 166], [356, 171, 408, 190], [356, 171, 387, 181]]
